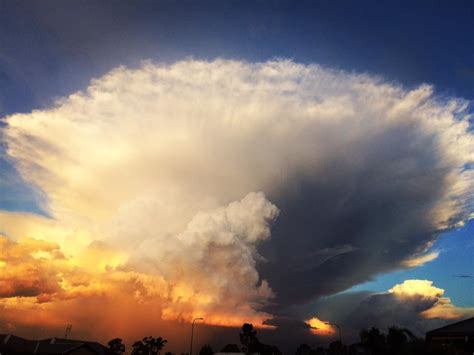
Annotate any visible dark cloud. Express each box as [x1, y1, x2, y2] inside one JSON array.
[[260, 120, 471, 310], [305, 280, 474, 342]]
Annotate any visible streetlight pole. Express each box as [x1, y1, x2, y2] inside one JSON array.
[[325, 322, 342, 344], [190, 317, 203, 355]]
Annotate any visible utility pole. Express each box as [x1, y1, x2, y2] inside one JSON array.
[[64, 324, 72, 339], [325, 322, 342, 344], [189, 318, 203, 355]]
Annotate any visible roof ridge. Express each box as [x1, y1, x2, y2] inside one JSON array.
[[427, 317, 474, 333], [2, 334, 12, 344]]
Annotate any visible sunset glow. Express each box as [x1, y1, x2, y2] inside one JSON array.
[[305, 318, 336, 336]]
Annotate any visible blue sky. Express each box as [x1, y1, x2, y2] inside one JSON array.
[[0, 0, 473, 312], [349, 220, 474, 307], [1, 0, 473, 118]]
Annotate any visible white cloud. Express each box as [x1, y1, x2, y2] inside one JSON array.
[[389, 279, 444, 298], [1, 59, 473, 329]]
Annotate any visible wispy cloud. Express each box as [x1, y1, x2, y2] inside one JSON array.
[[453, 274, 473, 278], [401, 251, 440, 268]]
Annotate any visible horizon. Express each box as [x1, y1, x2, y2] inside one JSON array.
[[2, 318, 473, 354]]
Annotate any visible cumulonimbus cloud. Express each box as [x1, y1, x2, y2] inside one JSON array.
[[0, 59, 473, 336], [308, 279, 474, 341]]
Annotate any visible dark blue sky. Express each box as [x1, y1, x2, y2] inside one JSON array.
[[0, 0, 473, 119], [0, 0, 473, 306]]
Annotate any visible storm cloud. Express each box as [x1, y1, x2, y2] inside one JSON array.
[[0, 59, 473, 335], [309, 280, 474, 342]]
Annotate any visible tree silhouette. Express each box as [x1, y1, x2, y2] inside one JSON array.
[[259, 344, 282, 355], [295, 344, 312, 355], [327, 341, 347, 355], [238, 323, 282, 355], [386, 326, 408, 354], [387, 327, 423, 355], [240, 323, 258, 354], [131, 336, 168, 355], [295, 344, 326, 355], [220, 344, 241, 353], [359, 327, 386, 355], [199, 344, 213, 355], [108, 338, 126, 355]]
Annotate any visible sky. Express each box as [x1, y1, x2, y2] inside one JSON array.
[[0, 1, 473, 353]]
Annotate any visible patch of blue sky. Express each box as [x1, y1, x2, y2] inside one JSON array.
[[347, 220, 474, 307]]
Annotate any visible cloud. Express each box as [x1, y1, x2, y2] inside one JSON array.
[[401, 251, 440, 268], [305, 317, 336, 336], [421, 297, 474, 320], [0, 236, 64, 299], [0, 193, 278, 330], [1, 59, 473, 337], [308, 280, 474, 341], [388, 279, 444, 298], [134, 191, 279, 326]]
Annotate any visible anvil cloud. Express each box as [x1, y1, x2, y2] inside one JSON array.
[[0, 59, 473, 338]]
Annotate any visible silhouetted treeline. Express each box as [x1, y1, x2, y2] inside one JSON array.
[[239, 323, 281, 355], [295, 326, 425, 355], [105, 323, 445, 355], [199, 344, 213, 355], [108, 338, 126, 354], [108, 336, 168, 355]]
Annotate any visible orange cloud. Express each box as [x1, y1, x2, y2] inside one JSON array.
[[0, 236, 65, 299], [422, 297, 474, 320], [0, 232, 274, 340], [305, 317, 335, 336], [0, 191, 279, 333]]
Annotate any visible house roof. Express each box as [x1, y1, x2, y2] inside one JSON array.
[[42, 338, 110, 354], [0, 334, 39, 353], [0, 334, 110, 354], [35, 342, 89, 354], [426, 317, 474, 337]]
